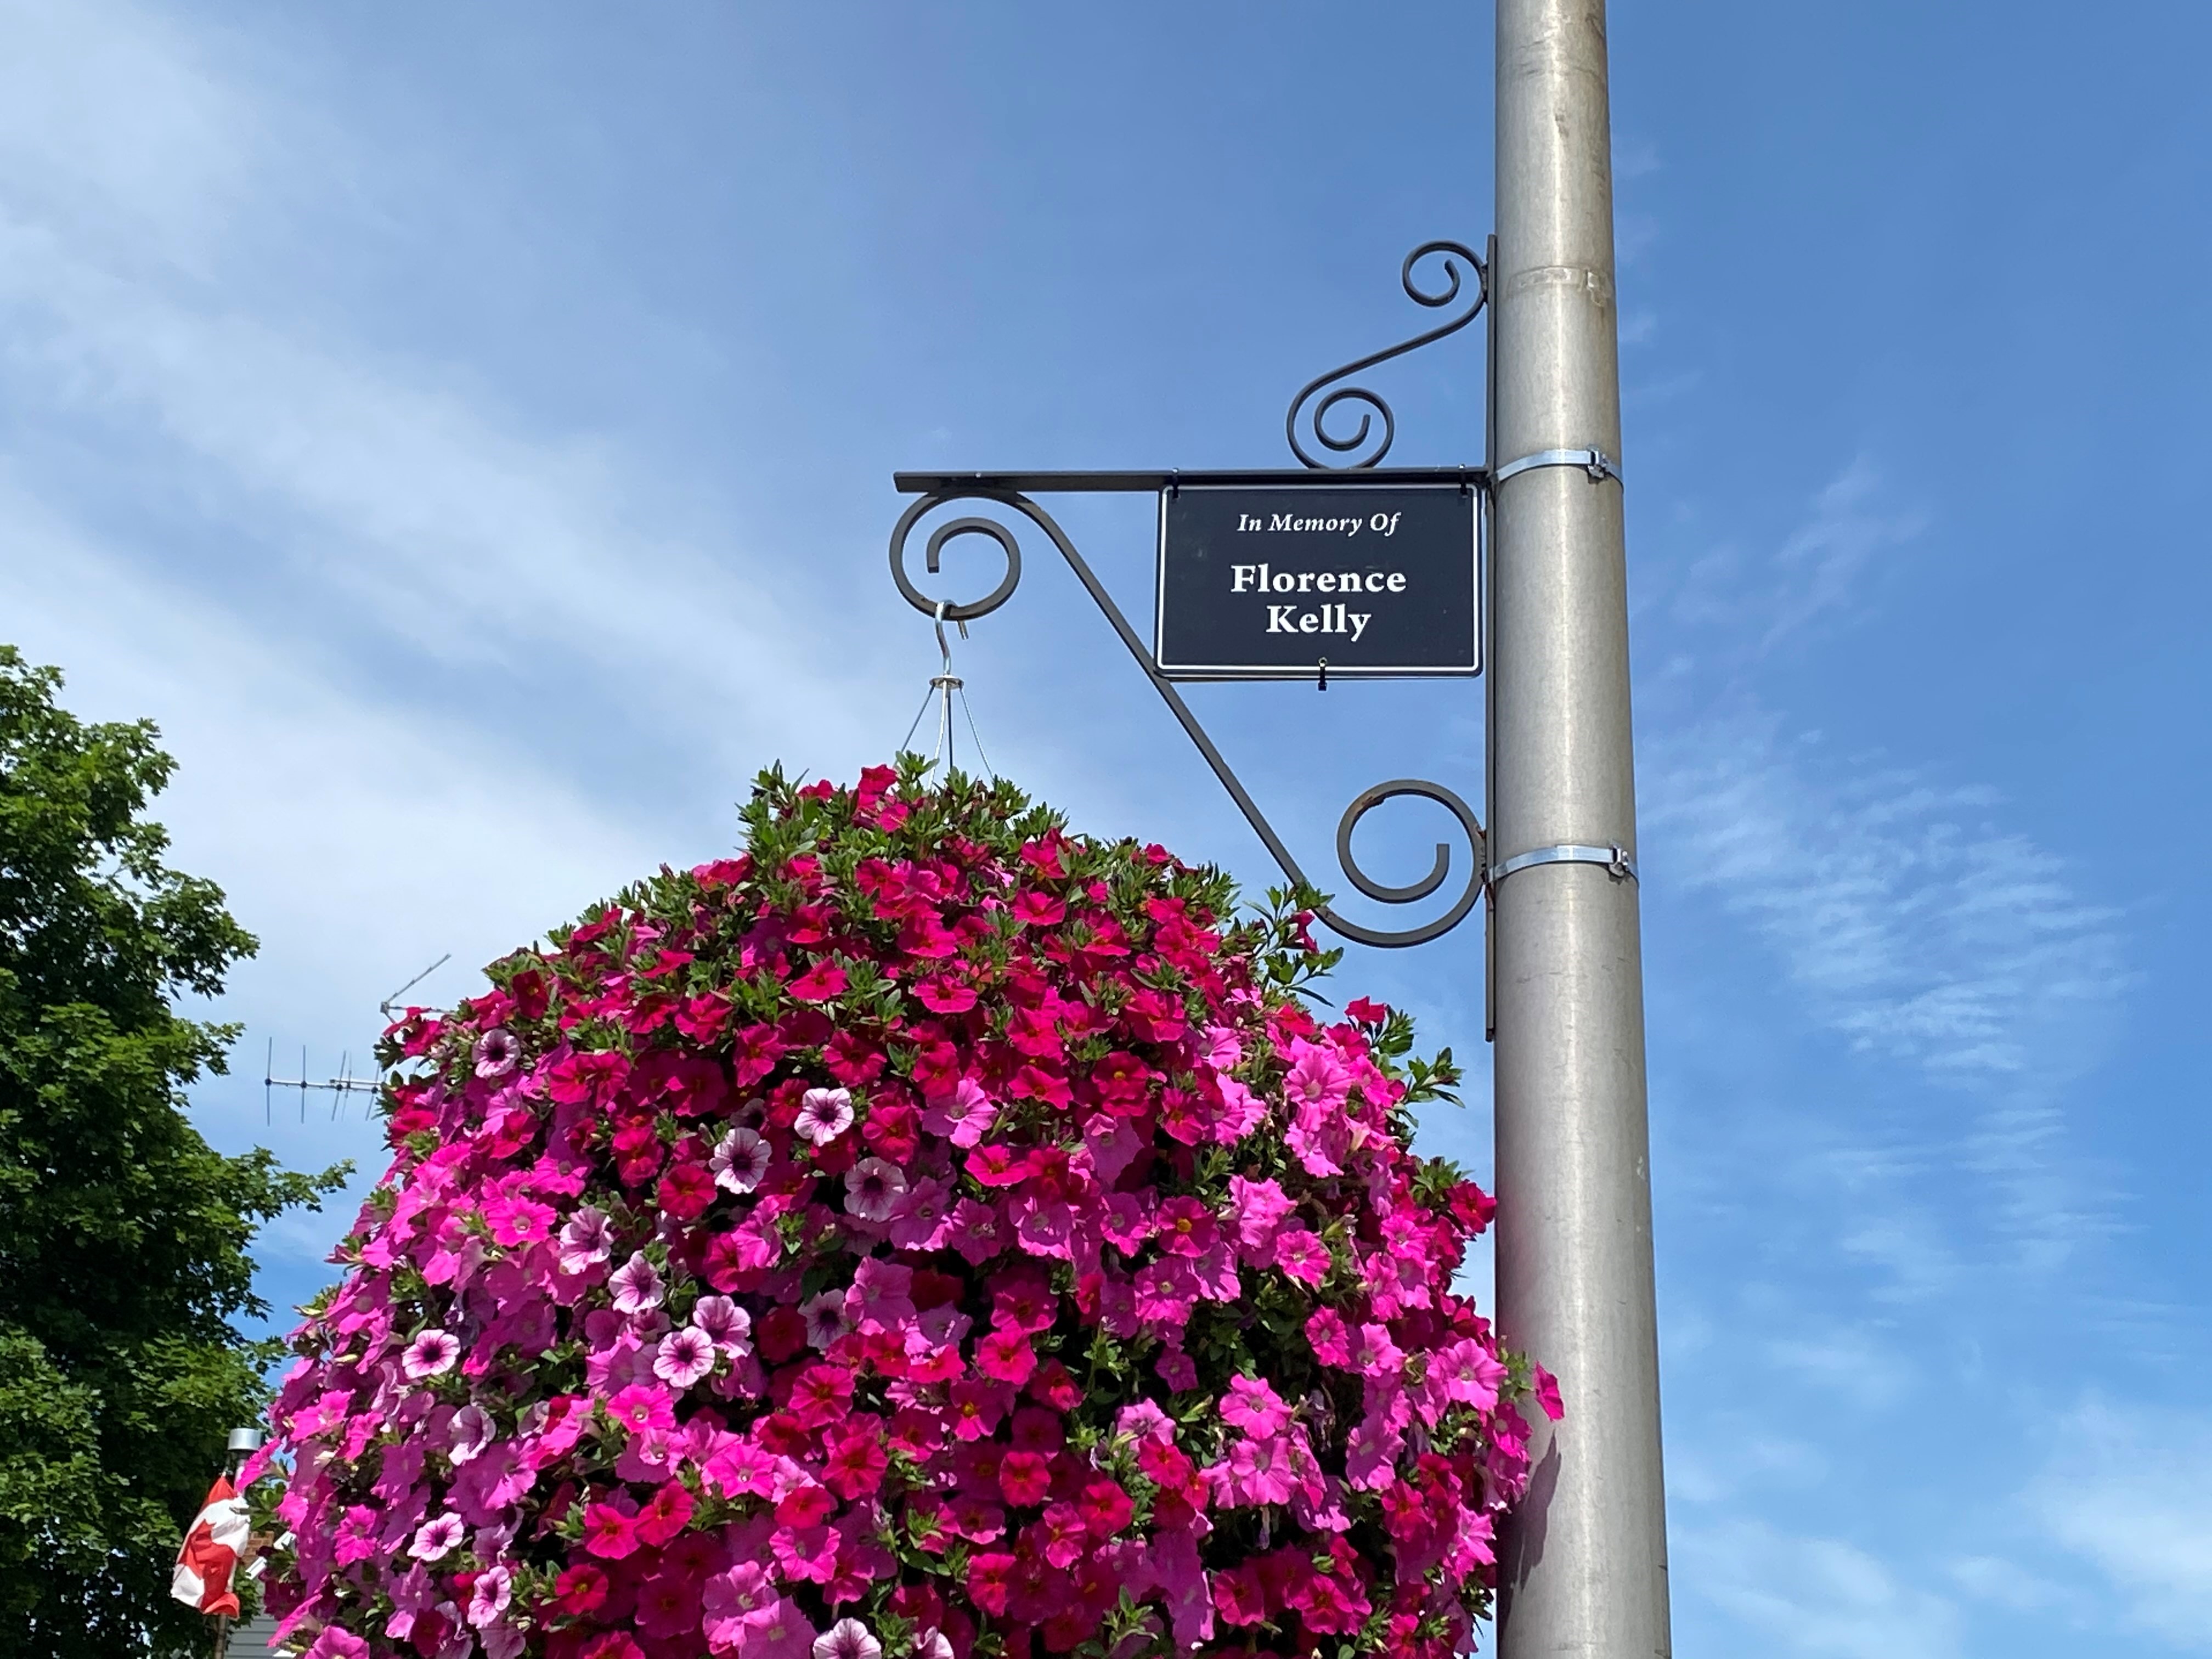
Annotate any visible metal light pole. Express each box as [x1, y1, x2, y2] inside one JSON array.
[[1489, 3, 1672, 1657]]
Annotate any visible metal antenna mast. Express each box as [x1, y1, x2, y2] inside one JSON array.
[[1491, 3, 1672, 1656]]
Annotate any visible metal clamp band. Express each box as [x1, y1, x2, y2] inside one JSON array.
[[1488, 842, 1638, 884], [1493, 447, 1622, 486]]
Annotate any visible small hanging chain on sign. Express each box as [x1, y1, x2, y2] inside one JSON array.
[[899, 601, 995, 777]]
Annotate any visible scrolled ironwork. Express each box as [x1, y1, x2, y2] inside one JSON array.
[[889, 500, 1023, 622], [1330, 780, 1485, 947], [1284, 239, 1488, 470], [887, 488, 1483, 949]]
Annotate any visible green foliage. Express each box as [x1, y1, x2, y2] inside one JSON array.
[[0, 647, 348, 1656]]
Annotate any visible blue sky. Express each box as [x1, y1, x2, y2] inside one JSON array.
[[5, 3, 2209, 1654]]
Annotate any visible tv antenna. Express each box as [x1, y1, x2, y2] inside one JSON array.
[[262, 1041, 379, 1124], [261, 955, 454, 1124]]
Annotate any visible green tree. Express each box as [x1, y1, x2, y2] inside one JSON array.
[[0, 646, 346, 1656]]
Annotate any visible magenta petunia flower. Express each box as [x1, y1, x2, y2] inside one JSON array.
[[1220, 1376, 1291, 1438], [704, 1562, 782, 1649], [471, 1028, 521, 1080], [408, 1513, 464, 1561], [710, 1126, 770, 1194], [653, 1326, 715, 1389], [402, 1329, 459, 1380], [918, 1078, 996, 1148], [1273, 1227, 1331, 1286], [610, 1251, 665, 1314], [812, 1618, 882, 1659], [793, 1087, 854, 1145], [843, 1156, 907, 1222]]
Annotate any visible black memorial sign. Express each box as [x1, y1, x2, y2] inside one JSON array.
[[1154, 484, 1480, 679]]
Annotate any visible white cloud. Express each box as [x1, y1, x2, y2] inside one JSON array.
[[1646, 712, 2122, 1087], [2031, 1401, 2212, 1651], [1677, 1519, 1965, 1659], [1667, 459, 1925, 651]]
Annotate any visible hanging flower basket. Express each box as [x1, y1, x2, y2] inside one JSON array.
[[255, 764, 1555, 1659]]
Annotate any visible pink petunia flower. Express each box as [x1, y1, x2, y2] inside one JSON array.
[[844, 1258, 915, 1334], [472, 1028, 520, 1080], [788, 961, 848, 1003], [610, 1252, 666, 1314], [654, 1326, 716, 1389], [1273, 1227, 1331, 1286], [1116, 1400, 1175, 1445], [710, 1126, 771, 1194], [447, 1402, 494, 1465], [887, 1176, 952, 1250], [402, 1329, 459, 1380], [558, 1206, 614, 1274], [793, 1087, 855, 1146], [467, 1564, 512, 1628], [1532, 1363, 1565, 1421], [408, 1513, 464, 1561], [690, 1295, 753, 1356], [812, 1618, 882, 1659], [1220, 1376, 1291, 1438], [704, 1562, 783, 1649], [799, 1290, 853, 1350], [843, 1157, 907, 1222], [606, 1384, 678, 1436], [918, 1079, 996, 1148]]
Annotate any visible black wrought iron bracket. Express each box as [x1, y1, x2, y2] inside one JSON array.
[[888, 241, 1490, 949]]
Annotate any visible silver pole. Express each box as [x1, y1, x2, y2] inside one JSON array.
[[1490, 4, 1671, 1658]]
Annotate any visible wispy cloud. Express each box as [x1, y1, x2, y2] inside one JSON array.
[[0, 0, 899, 792], [1676, 1520, 1965, 1659], [2030, 1400, 2212, 1651], [1667, 458, 1926, 653], [1646, 712, 2121, 1087]]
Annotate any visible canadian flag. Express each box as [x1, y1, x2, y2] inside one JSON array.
[[172, 1475, 252, 1618]]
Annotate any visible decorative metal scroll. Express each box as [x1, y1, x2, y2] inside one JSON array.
[[1284, 240, 1487, 470], [886, 241, 1489, 949]]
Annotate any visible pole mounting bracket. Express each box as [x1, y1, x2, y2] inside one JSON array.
[[1493, 447, 1622, 486], [1488, 842, 1638, 884]]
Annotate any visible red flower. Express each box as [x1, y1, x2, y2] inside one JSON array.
[[1007, 1407, 1064, 1455], [1211, 1563, 1266, 1627], [1076, 1479, 1134, 1538], [776, 1482, 836, 1530], [635, 1479, 695, 1548], [967, 1551, 1018, 1616], [975, 1329, 1036, 1386], [788, 1363, 855, 1429], [581, 1496, 641, 1559], [997, 1450, 1052, 1506], [551, 1562, 608, 1616], [788, 961, 848, 1002], [1026, 1359, 1084, 1413], [824, 1426, 889, 1499], [656, 1163, 715, 1221], [1011, 891, 1065, 928], [634, 1566, 703, 1639], [755, 1305, 806, 1362]]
